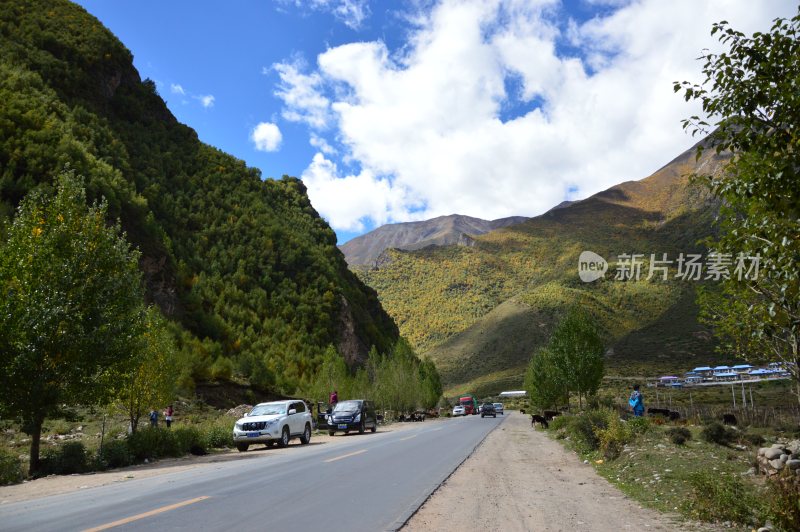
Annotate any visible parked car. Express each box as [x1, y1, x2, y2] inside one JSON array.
[[327, 400, 378, 436], [452, 405, 466, 416], [493, 402, 504, 415], [480, 403, 496, 418], [232, 400, 312, 452]]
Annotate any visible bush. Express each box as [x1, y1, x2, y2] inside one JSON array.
[[98, 439, 132, 469], [202, 420, 233, 449], [596, 414, 631, 460], [666, 427, 692, 445], [740, 432, 765, 447], [547, 414, 571, 432], [38, 441, 90, 476], [0, 448, 25, 485], [173, 427, 207, 456], [551, 410, 608, 452], [701, 422, 736, 446], [682, 471, 763, 525], [127, 427, 180, 461], [627, 416, 651, 436], [764, 472, 800, 531]]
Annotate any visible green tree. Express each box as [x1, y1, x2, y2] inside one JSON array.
[[675, 9, 800, 400], [550, 307, 605, 408], [116, 307, 178, 434], [0, 173, 146, 474], [524, 347, 566, 411], [524, 307, 605, 410]]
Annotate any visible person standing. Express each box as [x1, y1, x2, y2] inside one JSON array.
[[149, 408, 158, 427], [629, 384, 645, 417], [164, 405, 174, 428], [329, 390, 338, 408]]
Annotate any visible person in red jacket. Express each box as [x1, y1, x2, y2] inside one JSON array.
[[329, 390, 338, 408], [164, 405, 174, 428]]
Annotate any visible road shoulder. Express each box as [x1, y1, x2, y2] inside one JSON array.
[[403, 412, 717, 532]]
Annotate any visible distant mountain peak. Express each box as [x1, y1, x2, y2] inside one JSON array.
[[340, 214, 528, 267]]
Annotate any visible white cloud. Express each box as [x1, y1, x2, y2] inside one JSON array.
[[251, 122, 283, 152], [276, 0, 370, 29], [197, 94, 215, 108], [272, 61, 331, 129], [277, 0, 796, 231], [301, 153, 416, 232], [170, 83, 185, 95]]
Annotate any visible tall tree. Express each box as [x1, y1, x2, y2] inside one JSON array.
[[675, 9, 800, 400], [116, 307, 178, 434], [524, 307, 605, 410], [549, 307, 605, 409], [0, 173, 146, 474], [524, 347, 566, 411]]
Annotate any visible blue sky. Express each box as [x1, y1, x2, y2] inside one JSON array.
[[73, 0, 796, 244]]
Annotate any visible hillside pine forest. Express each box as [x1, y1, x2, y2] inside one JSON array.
[[0, 0, 400, 396]]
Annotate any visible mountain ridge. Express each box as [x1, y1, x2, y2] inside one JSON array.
[[357, 139, 727, 395], [340, 214, 528, 267]]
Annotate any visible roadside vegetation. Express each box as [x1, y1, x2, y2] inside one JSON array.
[[541, 407, 800, 531]]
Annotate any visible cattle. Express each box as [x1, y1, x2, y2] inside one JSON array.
[[647, 407, 681, 421], [722, 413, 738, 426], [519, 409, 525, 415], [531, 414, 549, 429], [543, 410, 561, 421]]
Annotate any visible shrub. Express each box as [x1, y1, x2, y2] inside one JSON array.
[[127, 427, 180, 461], [173, 427, 207, 456], [547, 414, 571, 432], [740, 432, 765, 447], [764, 472, 800, 531], [556, 410, 608, 453], [38, 441, 90, 476], [203, 420, 233, 449], [98, 439, 132, 469], [627, 416, 651, 436], [681, 471, 763, 525], [596, 414, 631, 460], [701, 422, 736, 446], [0, 448, 25, 485], [47, 420, 72, 436], [666, 427, 692, 445]]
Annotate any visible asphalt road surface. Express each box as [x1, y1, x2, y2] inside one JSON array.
[[0, 414, 503, 532]]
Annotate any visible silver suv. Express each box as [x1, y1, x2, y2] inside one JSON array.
[[232, 400, 312, 452]]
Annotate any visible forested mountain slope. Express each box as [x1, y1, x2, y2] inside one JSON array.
[[0, 0, 399, 393], [359, 141, 728, 395]]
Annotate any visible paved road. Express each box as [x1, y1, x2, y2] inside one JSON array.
[[0, 414, 504, 531]]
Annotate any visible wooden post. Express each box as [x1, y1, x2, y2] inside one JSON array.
[[731, 385, 736, 408], [749, 386, 754, 410], [741, 382, 747, 408]]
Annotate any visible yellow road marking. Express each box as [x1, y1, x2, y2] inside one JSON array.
[[399, 434, 418, 441], [82, 496, 210, 531], [324, 449, 367, 463]]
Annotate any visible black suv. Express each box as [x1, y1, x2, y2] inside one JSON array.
[[327, 400, 378, 435], [480, 402, 496, 418]]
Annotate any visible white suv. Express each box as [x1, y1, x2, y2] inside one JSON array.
[[232, 400, 312, 452]]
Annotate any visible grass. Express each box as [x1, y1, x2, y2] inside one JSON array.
[[543, 410, 797, 529]]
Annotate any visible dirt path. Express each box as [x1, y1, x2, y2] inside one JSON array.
[[403, 412, 715, 532]]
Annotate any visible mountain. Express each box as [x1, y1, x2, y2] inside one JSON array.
[[0, 0, 399, 394], [358, 141, 729, 396], [340, 214, 528, 267]]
